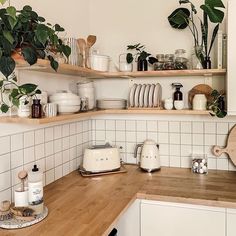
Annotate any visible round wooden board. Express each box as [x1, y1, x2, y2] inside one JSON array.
[[188, 84, 213, 107]]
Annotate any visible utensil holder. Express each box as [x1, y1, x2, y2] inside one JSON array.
[[14, 187, 29, 207]]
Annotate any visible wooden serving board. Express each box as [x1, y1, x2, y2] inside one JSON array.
[[213, 125, 236, 166]]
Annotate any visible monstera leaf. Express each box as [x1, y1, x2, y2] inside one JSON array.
[[168, 8, 190, 29], [200, 0, 225, 23]]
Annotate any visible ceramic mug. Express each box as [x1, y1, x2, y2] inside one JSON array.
[[43, 103, 57, 117], [14, 187, 29, 207]]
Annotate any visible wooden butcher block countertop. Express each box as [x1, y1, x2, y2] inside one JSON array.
[[2, 165, 236, 236]]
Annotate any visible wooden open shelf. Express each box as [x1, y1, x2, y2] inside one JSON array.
[[0, 109, 210, 125], [16, 59, 226, 79]]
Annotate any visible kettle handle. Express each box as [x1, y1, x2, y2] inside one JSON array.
[[134, 144, 143, 159]]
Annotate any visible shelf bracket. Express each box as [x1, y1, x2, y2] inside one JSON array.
[[204, 73, 213, 87]]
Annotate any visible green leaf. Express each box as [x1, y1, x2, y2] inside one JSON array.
[[19, 84, 38, 95], [55, 24, 65, 32], [10, 88, 19, 98], [168, 8, 190, 29], [12, 98, 19, 107], [6, 6, 16, 18], [3, 31, 14, 44], [208, 24, 219, 56], [35, 24, 49, 45], [1, 104, 9, 113], [50, 58, 59, 72], [126, 53, 134, 64], [38, 16, 45, 22], [23, 5, 32, 11], [61, 45, 71, 58], [35, 89, 41, 94], [22, 47, 38, 66], [8, 16, 17, 29], [148, 57, 158, 65], [0, 56, 15, 78], [200, 0, 225, 23]]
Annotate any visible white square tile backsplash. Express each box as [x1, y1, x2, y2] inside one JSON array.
[[0, 119, 90, 202], [91, 118, 236, 174]]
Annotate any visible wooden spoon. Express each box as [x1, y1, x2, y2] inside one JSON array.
[[77, 38, 86, 67], [18, 170, 28, 192], [86, 35, 97, 68]]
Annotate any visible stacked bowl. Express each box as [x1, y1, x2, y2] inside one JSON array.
[[49, 92, 81, 114], [77, 81, 95, 110]]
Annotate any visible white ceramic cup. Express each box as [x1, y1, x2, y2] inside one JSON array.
[[164, 98, 174, 110], [174, 100, 184, 110], [14, 187, 28, 207], [193, 94, 207, 111], [43, 103, 58, 117]]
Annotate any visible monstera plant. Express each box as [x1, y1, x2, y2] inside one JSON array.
[[0, 0, 71, 113], [168, 0, 225, 69]]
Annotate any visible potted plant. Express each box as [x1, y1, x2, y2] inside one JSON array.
[[168, 0, 225, 69], [126, 44, 157, 71], [208, 90, 227, 118], [0, 1, 71, 113]]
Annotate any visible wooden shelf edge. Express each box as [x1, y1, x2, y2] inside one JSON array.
[[0, 109, 210, 125], [15, 59, 226, 79]]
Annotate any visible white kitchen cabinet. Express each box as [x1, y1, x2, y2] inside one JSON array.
[[115, 200, 140, 236], [227, 208, 236, 236], [227, 0, 236, 115], [141, 200, 226, 236]]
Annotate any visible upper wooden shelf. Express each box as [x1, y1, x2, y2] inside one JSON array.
[[0, 109, 210, 125], [16, 59, 226, 79]]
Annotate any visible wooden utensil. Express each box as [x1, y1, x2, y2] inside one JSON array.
[[18, 170, 28, 192], [213, 125, 236, 166], [188, 84, 213, 107], [85, 35, 97, 68], [77, 38, 86, 67]]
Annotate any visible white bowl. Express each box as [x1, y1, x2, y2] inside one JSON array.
[[53, 100, 81, 106], [58, 105, 80, 114], [50, 92, 80, 101]]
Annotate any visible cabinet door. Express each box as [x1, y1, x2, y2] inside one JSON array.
[[227, 208, 236, 236], [227, 0, 236, 115], [115, 200, 140, 236], [141, 200, 225, 236]]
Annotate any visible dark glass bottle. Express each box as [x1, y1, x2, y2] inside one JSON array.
[[203, 56, 211, 69], [32, 99, 42, 118], [137, 57, 148, 71], [218, 96, 225, 111]]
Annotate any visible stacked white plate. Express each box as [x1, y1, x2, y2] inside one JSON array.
[[49, 92, 81, 114], [129, 83, 162, 108], [77, 81, 95, 110], [97, 99, 127, 109]]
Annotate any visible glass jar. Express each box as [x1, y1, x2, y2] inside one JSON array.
[[119, 53, 133, 72], [154, 54, 165, 70], [164, 54, 175, 70], [174, 49, 188, 70], [192, 154, 208, 174], [191, 46, 204, 69]]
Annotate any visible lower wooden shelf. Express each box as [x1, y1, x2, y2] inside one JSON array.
[[0, 109, 210, 125]]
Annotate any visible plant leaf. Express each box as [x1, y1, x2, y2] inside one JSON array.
[[22, 47, 38, 65], [19, 84, 38, 95], [35, 24, 49, 45], [55, 24, 64, 32], [1, 104, 9, 113], [200, 4, 224, 23], [126, 53, 134, 64], [0, 0, 8, 5], [3, 31, 14, 44], [61, 45, 71, 58], [0, 56, 15, 78], [6, 6, 16, 18], [168, 8, 190, 29], [208, 24, 219, 56]]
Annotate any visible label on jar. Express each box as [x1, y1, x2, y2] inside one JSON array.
[[28, 182, 43, 205]]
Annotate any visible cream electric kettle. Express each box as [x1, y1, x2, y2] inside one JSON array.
[[134, 139, 161, 172]]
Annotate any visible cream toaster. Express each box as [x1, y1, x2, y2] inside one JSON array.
[[82, 144, 121, 173]]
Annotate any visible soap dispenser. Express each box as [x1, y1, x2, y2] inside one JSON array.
[[172, 83, 184, 110]]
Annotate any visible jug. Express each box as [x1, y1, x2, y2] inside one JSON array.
[[134, 139, 161, 172]]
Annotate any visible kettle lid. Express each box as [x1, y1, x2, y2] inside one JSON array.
[[144, 139, 157, 145]]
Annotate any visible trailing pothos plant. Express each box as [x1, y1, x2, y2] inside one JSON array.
[[168, 0, 225, 68], [208, 90, 227, 118], [126, 44, 157, 65], [0, 0, 71, 113]]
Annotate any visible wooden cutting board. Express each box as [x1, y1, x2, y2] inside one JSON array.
[[213, 125, 236, 166]]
